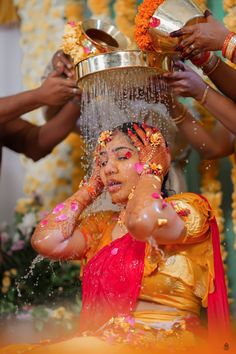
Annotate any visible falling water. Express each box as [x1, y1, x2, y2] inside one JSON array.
[[15, 255, 45, 298], [79, 67, 178, 157]]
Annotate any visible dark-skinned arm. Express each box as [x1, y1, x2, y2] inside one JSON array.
[[169, 101, 234, 159], [3, 100, 81, 161], [0, 70, 79, 124]]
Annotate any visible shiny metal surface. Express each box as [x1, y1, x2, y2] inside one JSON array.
[[76, 50, 176, 81], [148, 0, 205, 52], [81, 19, 129, 52]]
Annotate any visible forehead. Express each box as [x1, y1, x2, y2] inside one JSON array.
[[100, 131, 134, 153]]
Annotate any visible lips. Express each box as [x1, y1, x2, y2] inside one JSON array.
[[107, 180, 122, 193]]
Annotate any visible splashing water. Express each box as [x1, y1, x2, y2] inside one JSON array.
[[16, 255, 45, 298], [147, 236, 165, 263], [79, 67, 178, 157]]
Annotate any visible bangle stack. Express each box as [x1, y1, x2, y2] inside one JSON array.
[[222, 32, 236, 62], [191, 51, 211, 67], [201, 52, 221, 76], [172, 106, 187, 125], [199, 85, 210, 105]]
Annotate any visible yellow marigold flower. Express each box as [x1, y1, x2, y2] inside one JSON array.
[[2, 276, 11, 288], [10, 269, 17, 276], [1, 287, 8, 294], [149, 132, 162, 147], [98, 130, 112, 147]]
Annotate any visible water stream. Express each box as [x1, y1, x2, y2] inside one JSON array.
[[79, 67, 178, 156]]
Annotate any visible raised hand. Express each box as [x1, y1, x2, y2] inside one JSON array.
[[36, 70, 81, 106], [171, 12, 230, 59], [86, 146, 104, 200], [128, 123, 170, 179], [163, 61, 206, 101], [52, 50, 75, 79]]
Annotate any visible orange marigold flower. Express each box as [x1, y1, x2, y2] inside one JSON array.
[[135, 0, 164, 51]]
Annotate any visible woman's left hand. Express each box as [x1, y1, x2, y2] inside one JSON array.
[[170, 13, 230, 59], [128, 124, 170, 178], [163, 61, 207, 100]]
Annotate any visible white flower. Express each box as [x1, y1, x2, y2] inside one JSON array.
[[13, 232, 21, 243], [18, 212, 37, 239]]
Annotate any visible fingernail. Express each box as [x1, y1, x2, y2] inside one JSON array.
[[170, 30, 181, 38], [175, 45, 183, 52], [127, 128, 132, 135], [204, 9, 212, 18]]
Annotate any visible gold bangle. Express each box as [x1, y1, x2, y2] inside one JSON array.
[[203, 56, 221, 76], [199, 85, 210, 105], [172, 106, 187, 125]]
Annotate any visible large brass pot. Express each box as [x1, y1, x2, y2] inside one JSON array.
[[76, 50, 177, 82], [147, 0, 205, 52]]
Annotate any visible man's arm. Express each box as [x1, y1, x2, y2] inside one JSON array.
[[0, 70, 79, 124], [3, 99, 82, 161]]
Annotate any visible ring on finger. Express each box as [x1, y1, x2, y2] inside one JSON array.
[[192, 49, 201, 57], [72, 87, 77, 94], [189, 44, 195, 51]]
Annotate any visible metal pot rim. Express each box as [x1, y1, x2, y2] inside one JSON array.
[[76, 50, 175, 81], [81, 19, 129, 51]]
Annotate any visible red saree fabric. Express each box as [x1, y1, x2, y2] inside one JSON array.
[[199, 195, 230, 337], [79, 233, 146, 332]]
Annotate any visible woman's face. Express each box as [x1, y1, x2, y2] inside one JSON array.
[[99, 131, 140, 205]]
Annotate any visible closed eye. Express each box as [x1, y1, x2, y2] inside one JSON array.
[[100, 160, 107, 167], [117, 156, 129, 160]]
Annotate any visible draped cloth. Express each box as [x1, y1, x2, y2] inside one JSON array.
[[199, 195, 230, 338], [79, 233, 146, 332], [80, 196, 230, 339]]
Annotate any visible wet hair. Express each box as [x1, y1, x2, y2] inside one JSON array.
[[113, 122, 169, 198]]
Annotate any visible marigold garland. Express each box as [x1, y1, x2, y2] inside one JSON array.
[[64, 0, 84, 22], [0, 0, 19, 25], [224, 0, 236, 12], [87, 0, 111, 17], [135, 0, 164, 51], [61, 21, 102, 65], [114, 0, 137, 42], [14, 0, 85, 211], [191, 0, 231, 294]]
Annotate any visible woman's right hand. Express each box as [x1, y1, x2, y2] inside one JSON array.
[[86, 148, 104, 199]]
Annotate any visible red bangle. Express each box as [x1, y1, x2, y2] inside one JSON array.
[[222, 32, 235, 57], [231, 46, 236, 62], [191, 51, 211, 67]]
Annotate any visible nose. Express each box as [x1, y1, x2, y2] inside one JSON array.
[[104, 158, 118, 175]]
